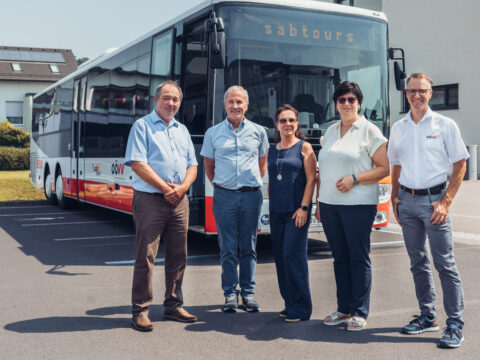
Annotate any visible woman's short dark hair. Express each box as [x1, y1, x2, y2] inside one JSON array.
[[332, 81, 363, 114], [274, 104, 306, 143]]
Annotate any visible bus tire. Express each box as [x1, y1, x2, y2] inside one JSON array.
[[56, 170, 75, 209], [44, 170, 57, 205]]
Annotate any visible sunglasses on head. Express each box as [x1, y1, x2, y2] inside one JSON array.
[[278, 118, 296, 124], [337, 96, 357, 104]]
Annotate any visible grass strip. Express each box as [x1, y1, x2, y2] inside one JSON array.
[[0, 170, 45, 202]]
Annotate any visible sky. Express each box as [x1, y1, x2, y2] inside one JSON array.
[[0, 0, 206, 60]]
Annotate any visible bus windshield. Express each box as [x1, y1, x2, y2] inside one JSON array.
[[215, 5, 388, 144]]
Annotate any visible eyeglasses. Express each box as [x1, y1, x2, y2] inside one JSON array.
[[278, 118, 296, 124], [337, 97, 357, 104], [405, 89, 431, 95]]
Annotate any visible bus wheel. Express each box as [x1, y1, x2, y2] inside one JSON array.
[[44, 171, 57, 205], [56, 171, 74, 209]]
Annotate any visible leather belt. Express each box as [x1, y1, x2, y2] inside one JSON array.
[[135, 190, 164, 197], [400, 182, 446, 196], [214, 184, 260, 192]]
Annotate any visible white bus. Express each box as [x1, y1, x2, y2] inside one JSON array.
[[30, 0, 402, 235]]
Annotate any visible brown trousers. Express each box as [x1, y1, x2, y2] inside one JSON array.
[[131, 190, 189, 315]]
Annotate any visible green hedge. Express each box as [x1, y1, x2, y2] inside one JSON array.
[[0, 146, 30, 170], [0, 120, 30, 148]]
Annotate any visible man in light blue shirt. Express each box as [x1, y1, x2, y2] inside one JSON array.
[[201, 85, 268, 313], [124, 81, 198, 331]]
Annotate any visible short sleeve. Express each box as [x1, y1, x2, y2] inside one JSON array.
[[258, 126, 269, 157], [445, 119, 470, 163], [200, 127, 215, 159], [366, 123, 387, 158], [185, 128, 199, 167], [387, 123, 400, 165], [124, 120, 148, 166]]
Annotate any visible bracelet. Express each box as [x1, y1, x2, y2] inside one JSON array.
[[352, 174, 359, 185]]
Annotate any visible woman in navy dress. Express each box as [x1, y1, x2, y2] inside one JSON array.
[[268, 104, 317, 322]]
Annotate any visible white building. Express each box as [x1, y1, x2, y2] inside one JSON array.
[[0, 46, 77, 133]]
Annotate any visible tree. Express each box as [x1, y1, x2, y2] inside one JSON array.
[[76, 57, 89, 66]]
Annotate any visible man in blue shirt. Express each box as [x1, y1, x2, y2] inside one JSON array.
[[201, 85, 268, 312], [125, 81, 198, 331]]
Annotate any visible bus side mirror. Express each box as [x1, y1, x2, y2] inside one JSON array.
[[394, 61, 406, 91], [389, 48, 407, 91], [205, 13, 226, 69], [208, 31, 225, 69]]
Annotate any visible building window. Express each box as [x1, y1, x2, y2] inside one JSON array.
[[11, 63, 22, 71], [6, 101, 24, 125], [49, 64, 60, 73], [401, 84, 459, 113]]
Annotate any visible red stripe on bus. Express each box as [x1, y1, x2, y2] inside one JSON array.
[[64, 178, 133, 213], [204, 196, 217, 233]]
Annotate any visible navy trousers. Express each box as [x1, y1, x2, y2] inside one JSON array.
[[319, 202, 376, 319], [270, 211, 312, 320]]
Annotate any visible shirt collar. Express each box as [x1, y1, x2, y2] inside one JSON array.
[[151, 110, 179, 128], [334, 116, 365, 129], [406, 107, 433, 125], [224, 118, 246, 131]]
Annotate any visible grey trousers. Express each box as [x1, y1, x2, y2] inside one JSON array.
[[397, 188, 464, 325]]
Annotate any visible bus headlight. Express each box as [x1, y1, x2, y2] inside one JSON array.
[[374, 210, 388, 225], [378, 183, 391, 204]]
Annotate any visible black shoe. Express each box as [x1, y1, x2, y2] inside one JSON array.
[[240, 296, 260, 312], [223, 295, 238, 313], [279, 309, 288, 318]]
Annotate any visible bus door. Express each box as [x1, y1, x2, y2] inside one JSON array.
[[72, 77, 87, 201], [177, 17, 209, 229]]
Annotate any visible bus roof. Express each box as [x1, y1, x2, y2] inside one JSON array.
[[34, 0, 387, 98]]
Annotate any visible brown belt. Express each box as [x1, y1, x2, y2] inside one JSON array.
[[400, 182, 446, 196]]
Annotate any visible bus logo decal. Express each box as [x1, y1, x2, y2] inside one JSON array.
[[111, 161, 124, 175]]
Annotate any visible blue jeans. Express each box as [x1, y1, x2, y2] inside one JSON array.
[[398, 189, 464, 325], [319, 202, 376, 319], [212, 188, 262, 297], [270, 211, 312, 320]]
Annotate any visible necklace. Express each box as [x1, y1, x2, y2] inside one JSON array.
[[276, 143, 294, 181]]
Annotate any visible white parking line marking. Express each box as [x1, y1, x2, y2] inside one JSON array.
[[78, 242, 133, 248], [55, 234, 135, 241], [0, 212, 67, 217], [453, 214, 480, 219], [379, 224, 480, 241], [21, 217, 65, 221], [22, 220, 122, 227], [0, 205, 53, 209], [105, 254, 219, 265]]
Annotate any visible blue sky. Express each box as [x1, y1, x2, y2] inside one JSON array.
[[1, 0, 204, 59]]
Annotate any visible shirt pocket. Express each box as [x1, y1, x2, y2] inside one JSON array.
[[425, 132, 444, 151], [240, 138, 260, 158]]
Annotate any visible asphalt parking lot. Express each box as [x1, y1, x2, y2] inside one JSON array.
[[1, 181, 480, 360]]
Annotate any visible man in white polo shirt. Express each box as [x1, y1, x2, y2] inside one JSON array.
[[388, 73, 469, 348]]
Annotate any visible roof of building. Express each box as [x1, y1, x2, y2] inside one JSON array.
[[0, 46, 77, 82]]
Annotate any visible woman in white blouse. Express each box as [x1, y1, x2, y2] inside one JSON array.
[[315, 81, 389, 331]]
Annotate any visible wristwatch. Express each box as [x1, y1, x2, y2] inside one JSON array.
[[301, 204, 309, 211]]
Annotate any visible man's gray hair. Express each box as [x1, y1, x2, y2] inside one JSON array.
[[155, 80, 183, 100], [224, 85, 249, 103]]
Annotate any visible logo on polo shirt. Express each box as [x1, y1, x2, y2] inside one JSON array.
[[426, 135, 437, 140]]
